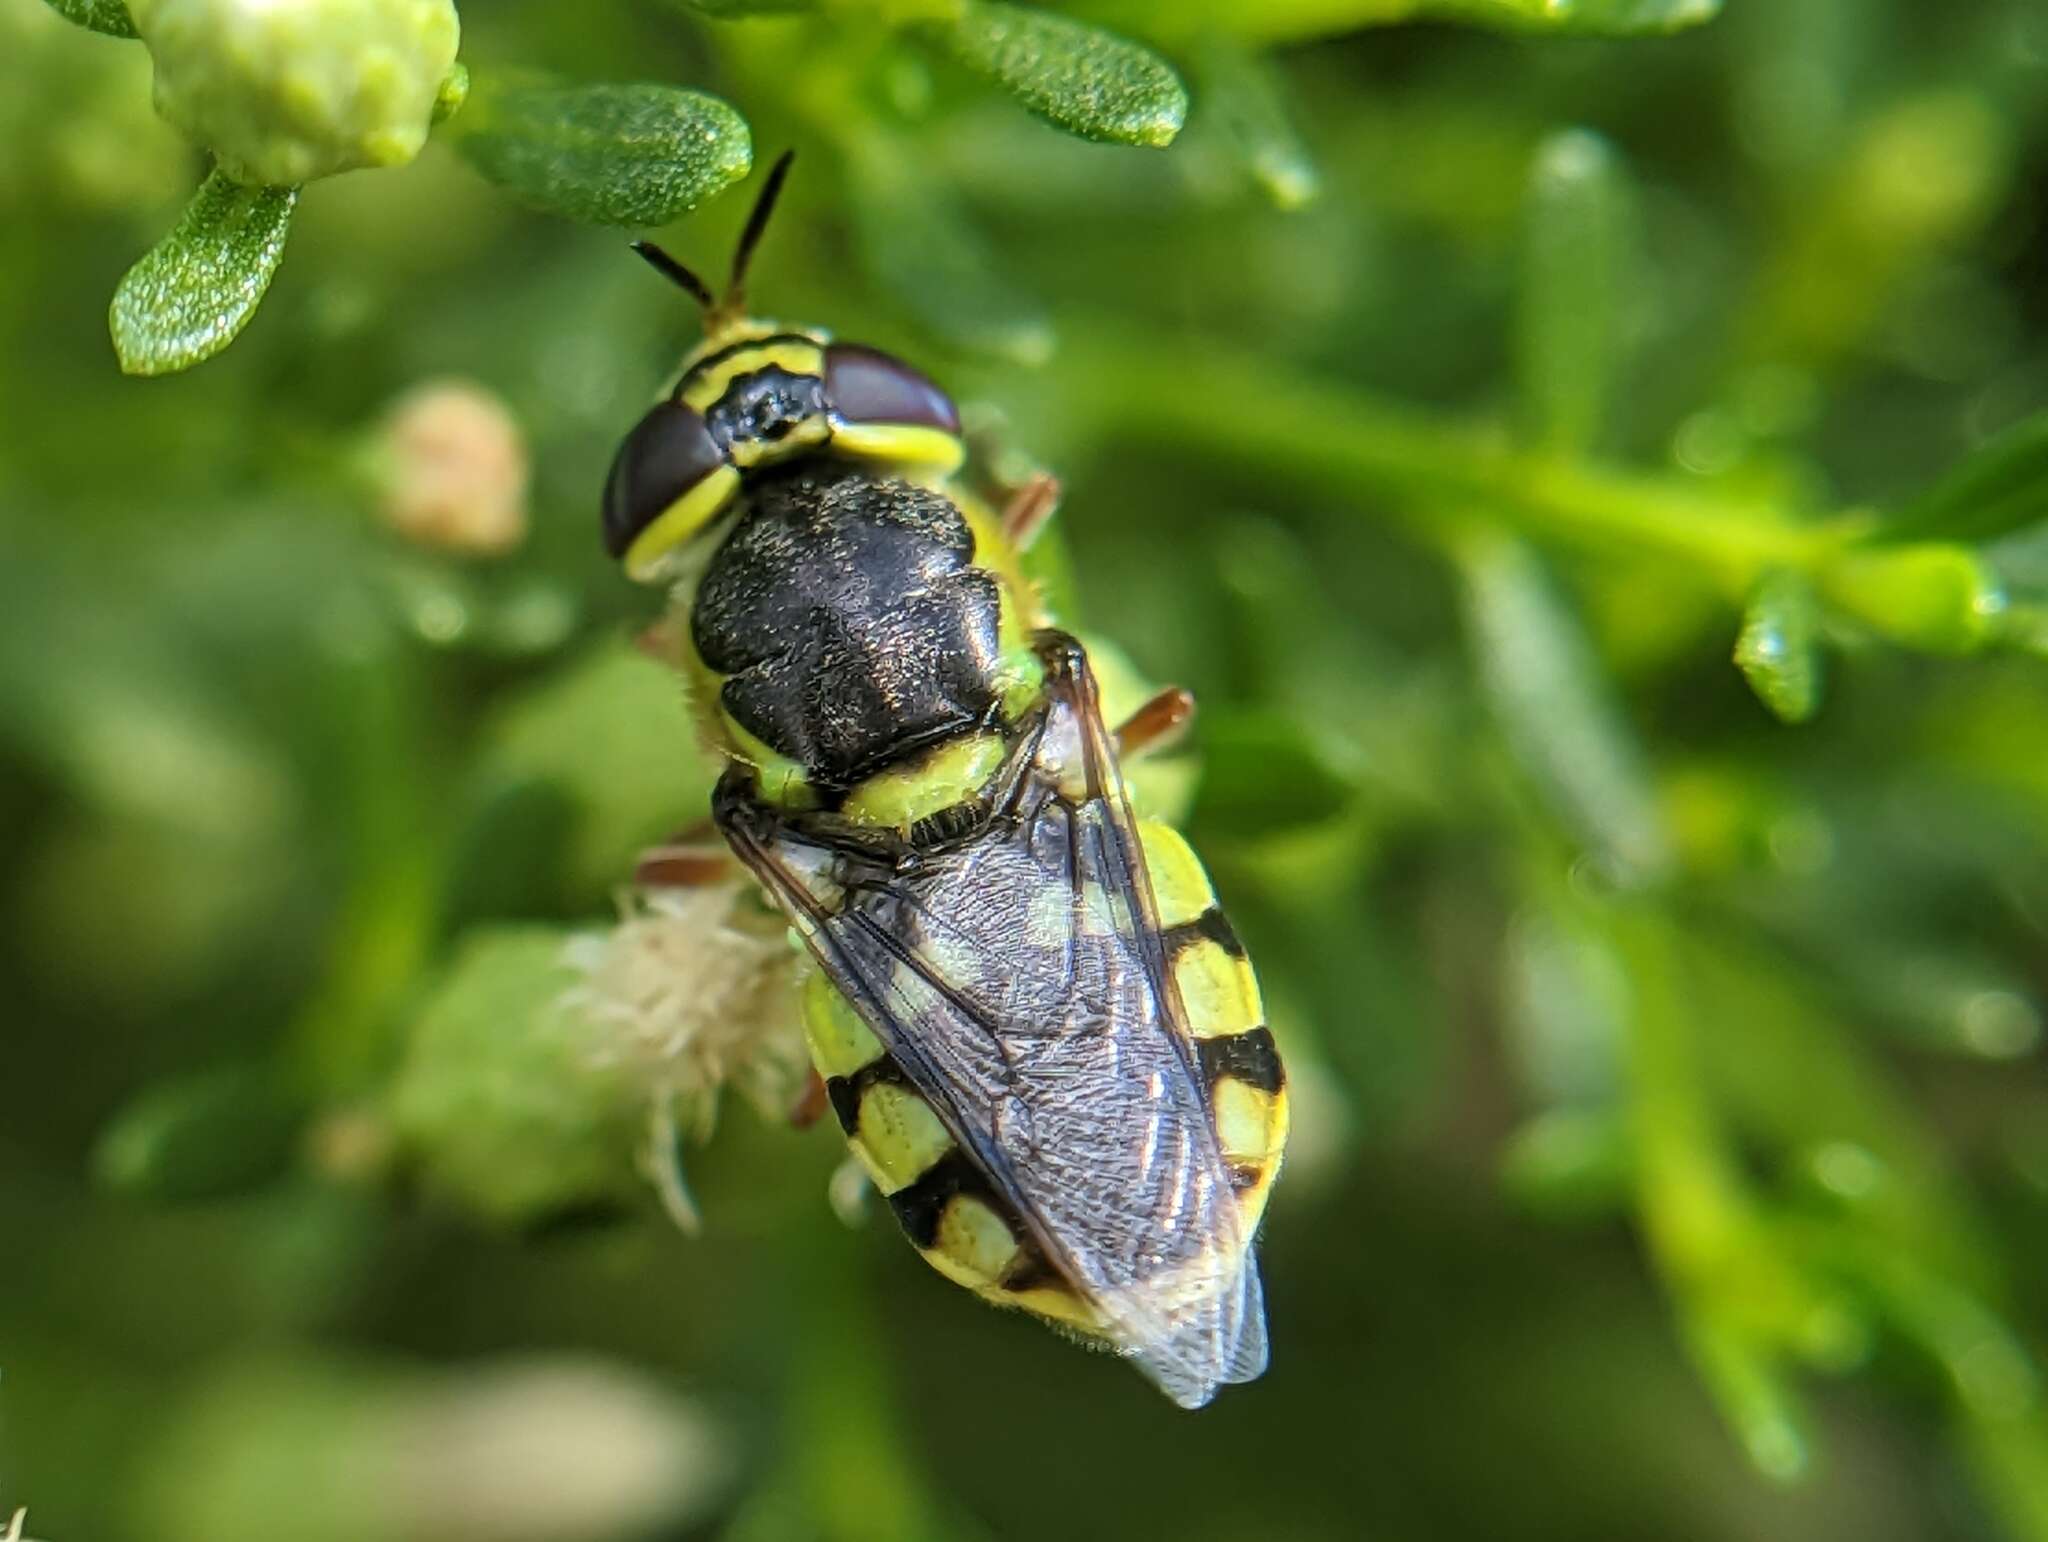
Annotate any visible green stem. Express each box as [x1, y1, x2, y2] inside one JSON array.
[[1052, 325, 1860, 592]]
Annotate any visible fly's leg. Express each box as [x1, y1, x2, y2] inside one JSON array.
[[1115, 686, 1197, 760], [998, 472, 1063, 552], [790, 1070, 830, 1130], [634, 818, 740, 888]]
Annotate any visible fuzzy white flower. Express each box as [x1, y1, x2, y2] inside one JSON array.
[[561, 881, 808, 1231]]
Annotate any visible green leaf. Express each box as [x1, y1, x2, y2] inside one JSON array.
[[1500, 1109, 1632, 1220], [843, 124, 1054, 364], [109, 171, 297, 376], [1062, 0, 1717, 45], [1820, 543, 2004, 655], [1459, 530, 1672, 883], [465, 638, 716, 901], [387, 927, 636, 1225], [455, 83, 752, 227], [1194, 40, 1319, 210], [40, 0, 136, 36], [1734, 569, 1823, 723], [1191, 709, 1359, 840], [1504, 0, 1720, 33], [1517, 129, 1637, 455], [92, 1065, 303, 1203], [669, 0, 817, 12], [936, 2, 1188, 148], [1882, 411, 2048, 545]]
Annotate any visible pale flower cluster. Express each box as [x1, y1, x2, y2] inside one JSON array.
[[561, 881, 808, 1229]]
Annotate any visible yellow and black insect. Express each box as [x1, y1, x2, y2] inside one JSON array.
[[602, 154, 1288, 1408]]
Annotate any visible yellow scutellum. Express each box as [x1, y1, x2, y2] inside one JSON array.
[[560, 882, 806, 1231]]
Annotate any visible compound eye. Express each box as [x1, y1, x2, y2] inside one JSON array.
[[601, 401, 733, 569], [824, 344, 962, 436]]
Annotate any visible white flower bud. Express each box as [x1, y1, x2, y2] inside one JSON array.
[[376, 379, 530, 558]]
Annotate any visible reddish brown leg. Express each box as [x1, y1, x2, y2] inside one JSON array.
[[790, 1068, 830, 1130], [1115, 686, 1197, 760], [634, 822, 737, 889], [998, 472, 1062, 551]]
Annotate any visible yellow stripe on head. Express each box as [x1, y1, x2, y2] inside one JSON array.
[[622, 464, 742, 581], [829, 422, 967, 474], [681, 340, 827, 412]]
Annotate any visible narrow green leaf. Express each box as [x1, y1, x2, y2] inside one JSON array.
[[1459, 530, 1672, 882], [109, 171, 298, 376], [1734, 569, 1823, 723], [1194, 40, 1320, 210], [1518, 129, 1637, 455], [1882, 411, 2048, 545], [40, 0, 136, 36], [1682, 1309, 1812, 1482], [1190, 708, 1360, 840], [1820, 543, 2004, 655], [1500, 1109, 1632, 1220], [843, 125, 1054, 364], [1063, 0, 1718, 46], [937, 1, 1188, 148], [670, 0, 817, 12], [1507, 0, 1720, 33], [456, 83, 751, 227], [92, 1065, 301, 1203]]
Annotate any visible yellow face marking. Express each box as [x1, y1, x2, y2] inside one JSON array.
[[1172, 938, 1264, 1039], [828, 422, 966, 473], [854, 1082, 953, 1195], [1137, 821, 1216, 929], [840, 732, 1006, 831], [621, 464, 742, 581], [802, 974, 884, 1079], [920, 1197, 1022, 1289], [727, 414, 831, 470], [680, 342, 826, 412]]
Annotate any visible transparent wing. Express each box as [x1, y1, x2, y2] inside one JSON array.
[[718, 634, 1266, 1408]]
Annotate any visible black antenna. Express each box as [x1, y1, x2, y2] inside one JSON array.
[[724, 150, 795, 313], [629, 240, 715, 311]]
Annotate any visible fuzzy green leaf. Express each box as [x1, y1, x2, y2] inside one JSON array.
[[1821, 544, 2004, 655], [40, 0, 136, 36], [1195, 40, 1319, 209], [1882, 411, 2048, 545], [1734, 570, 1823, 723], [938, 2, 1188, 148], [1064, 0, 1718, 45], [456, 83, 752, 227], [109, 171, 297, 376], [1518, 129, 1637, 455]]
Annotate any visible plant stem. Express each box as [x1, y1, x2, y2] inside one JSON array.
[[1054, 324, 1859, 591]]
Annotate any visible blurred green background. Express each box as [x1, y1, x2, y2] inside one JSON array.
[[11, 0, 2048, 1538]]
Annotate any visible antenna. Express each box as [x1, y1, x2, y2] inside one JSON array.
[[721, 149, 796, 321], [629, 151, 795, 333], [629, 241, 714, 311]]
